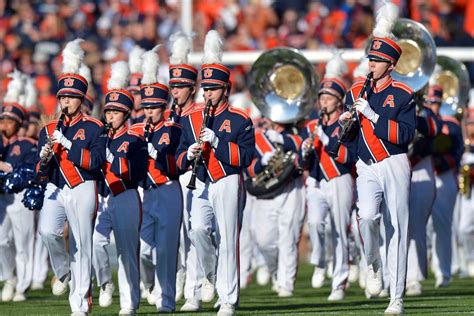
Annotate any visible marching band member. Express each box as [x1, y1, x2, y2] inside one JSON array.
[[248, 120, 305, 297], [133, 47, 183, 312], [128, 46, 146, 124], [0, 70, 38, 302], [338, 2, 416, 313], [425, 85, 464, 288], [405, 88, 443, 296], [166, 32, 210, 310], [38, 39, 106, 315], [299, 51, 355, 301], [92, 61, 147, 315], [175, 30, 255, 316]]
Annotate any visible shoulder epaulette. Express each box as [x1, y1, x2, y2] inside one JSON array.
[[83, 116, 104, 127], [392, 81, 413, 95], [164, 121, 182, 128], [441, 115, 460, 126], [228, 106, 250, 120]]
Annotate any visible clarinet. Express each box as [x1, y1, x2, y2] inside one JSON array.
[[168, 98, 178, 123], [187, 99, 213, 190], [329, 72, 373, 156], [36, 111, 66, 181], [143, 117, 153, 142], [303, 108, 327, 160]]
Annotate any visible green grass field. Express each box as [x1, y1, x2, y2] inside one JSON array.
[[1, 262, 473, 315]]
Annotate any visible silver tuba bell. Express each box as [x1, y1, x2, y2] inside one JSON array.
[[246, 47, 319, 198]]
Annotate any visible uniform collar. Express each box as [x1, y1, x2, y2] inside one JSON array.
[[372, 76, 392, 93], [151, 120, 165, 132], [5, 134, 18, 145], [180, 102, 196, 117], [210, 101, 229, 117], [111, 123, 128, 139], [64, 112, 83, 127]]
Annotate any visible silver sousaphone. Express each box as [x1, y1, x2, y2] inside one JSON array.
[[246, 47, 319, 198]]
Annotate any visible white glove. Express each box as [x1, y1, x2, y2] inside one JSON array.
[[200, 128, 219, 148], [39, 144, 51, 160], [302, 138, 313, 158], [265, 130, 284, 145], [261, 151, 275, 166], [462, 152, 474, 165], [316, 125, 330, 146], [147, 143, 158, 160], [338, 111, 353, 126], [187, 143, 201, 161], [354, 98, 379, 123], [52, 130, 72, 150], [106, 148, 114, 163]]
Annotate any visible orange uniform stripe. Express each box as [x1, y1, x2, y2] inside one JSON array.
[[119, 157, 130, 181], [316, 146, 340, 180], [255, 131, 274, 155], [229, 142, 240, 166], [147, 158, 169, 185], [46, 125, 83, 188], [360, 116, 390, 162], [177, 151, 187, 169], [103, 162, 127, 195], [335, 144, 347, 164], [388, 120, 398, 144], [81, 148, 91, 170]]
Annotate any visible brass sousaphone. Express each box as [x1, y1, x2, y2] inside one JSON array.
[[246, 47, 319, 198]]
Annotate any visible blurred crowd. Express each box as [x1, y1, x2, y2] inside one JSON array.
[[0, 0, 473, 116]]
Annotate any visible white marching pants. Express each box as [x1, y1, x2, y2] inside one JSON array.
[[93, 190, 141, 311], [253, 177, 305, 292], [39, 181, 97, 313], [431, 170, 458, 280], [306, 174, 353, 290], [0, 192, 35, 294], [356, 154, 411, 300], [189, 174, 243, 305], [407, 157, 436, 283], [141, 181, 182, 310], [179, 171, 205, 301]]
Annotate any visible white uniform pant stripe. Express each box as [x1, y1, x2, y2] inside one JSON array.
[[39, 181, 97, 313], [356, 154, 410, 300]]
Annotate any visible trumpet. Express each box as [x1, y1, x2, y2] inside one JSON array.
[[329, 72, 372, 156], [303, 108, 327, 160], [187, 99, 212, 190]]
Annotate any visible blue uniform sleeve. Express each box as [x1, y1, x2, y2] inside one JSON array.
[[416, 107, 442, 137], [374, 94, 416, 146], [67, 125, 106, 172], [214, 119, 255, 168], [175, 118, 194, 172]]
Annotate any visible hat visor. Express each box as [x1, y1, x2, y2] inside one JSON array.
[[201, 82, 226, 89], [366, 53, 391, 63], [141, 102, 166, 109], [169, 82, 194, 88], [103, 104, 130, 112], [0, 113, 23, 123], [318, 88, 343, 100], [57, 91, 85, 99]]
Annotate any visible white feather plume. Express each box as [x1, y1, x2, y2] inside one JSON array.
[[24, 77, 38, 109], [202, 30, 224, 64], [107, 61, 130, 90], [129, 46, 145, 74], [170, 32, 192, 65], [324, 51, 348, 79], [4, 69, 24, 103], [79, 63, 92, 84], [141, 45, 161, 85], [353, 57, 370, 78], [373, 1, 399, 38], [61, 38, 85, 74]]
